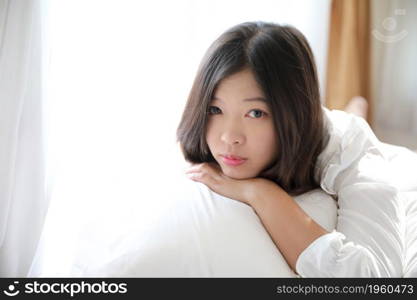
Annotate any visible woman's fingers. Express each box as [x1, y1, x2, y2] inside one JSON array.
[[185, 163, 222, 183], [184, 162, 256, 205], [185, 163, 216, 174]]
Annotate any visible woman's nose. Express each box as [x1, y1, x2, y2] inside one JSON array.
[[220, 128, 245, 145]]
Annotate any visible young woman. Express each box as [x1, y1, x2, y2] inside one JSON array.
[[176, 22, 404, 277]]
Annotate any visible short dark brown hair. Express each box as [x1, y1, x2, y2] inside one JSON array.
[[176, 21, 327, 196]]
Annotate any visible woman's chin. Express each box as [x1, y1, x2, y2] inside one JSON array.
[[221, 167, 256, 180]]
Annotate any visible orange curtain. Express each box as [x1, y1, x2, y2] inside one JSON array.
[[325, 0, 372, 125]]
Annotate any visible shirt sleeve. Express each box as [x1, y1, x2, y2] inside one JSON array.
[[296, 109, 406, 277], [295, 230, 383, 277]]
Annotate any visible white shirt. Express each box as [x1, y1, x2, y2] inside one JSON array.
[[295, 108, 406, 277]]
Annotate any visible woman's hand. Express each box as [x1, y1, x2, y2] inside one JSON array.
[[185, 162, 280, 206]]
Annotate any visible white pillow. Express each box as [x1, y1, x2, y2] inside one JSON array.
[[69, 178, 337, 277]]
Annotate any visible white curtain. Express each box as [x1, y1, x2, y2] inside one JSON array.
[[10, 0, 330, 276], [371, 0, 417, 150], [0, 0, 49, 276]]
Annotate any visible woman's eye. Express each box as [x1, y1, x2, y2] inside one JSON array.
[[207, 106, 266, 118], [208, 106, 221, 115], [248, 109, 266, 118]]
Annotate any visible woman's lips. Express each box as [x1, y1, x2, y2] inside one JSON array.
[[220, 155, 247, 166]]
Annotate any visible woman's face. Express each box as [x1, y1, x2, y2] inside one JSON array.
[[206, 69, 278, 179]]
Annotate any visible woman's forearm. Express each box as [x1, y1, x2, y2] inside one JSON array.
[[248, 182, 329, 272]]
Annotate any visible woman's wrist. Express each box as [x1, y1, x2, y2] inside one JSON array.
[[244, 178, 283, 208], [242, 179, 259, 207]]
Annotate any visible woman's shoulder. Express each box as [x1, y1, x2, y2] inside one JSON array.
[[316, 106, 386, 194], [321, 106, 376, 143]]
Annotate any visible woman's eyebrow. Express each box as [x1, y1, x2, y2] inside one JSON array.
[[212, 96, 267, 103]]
